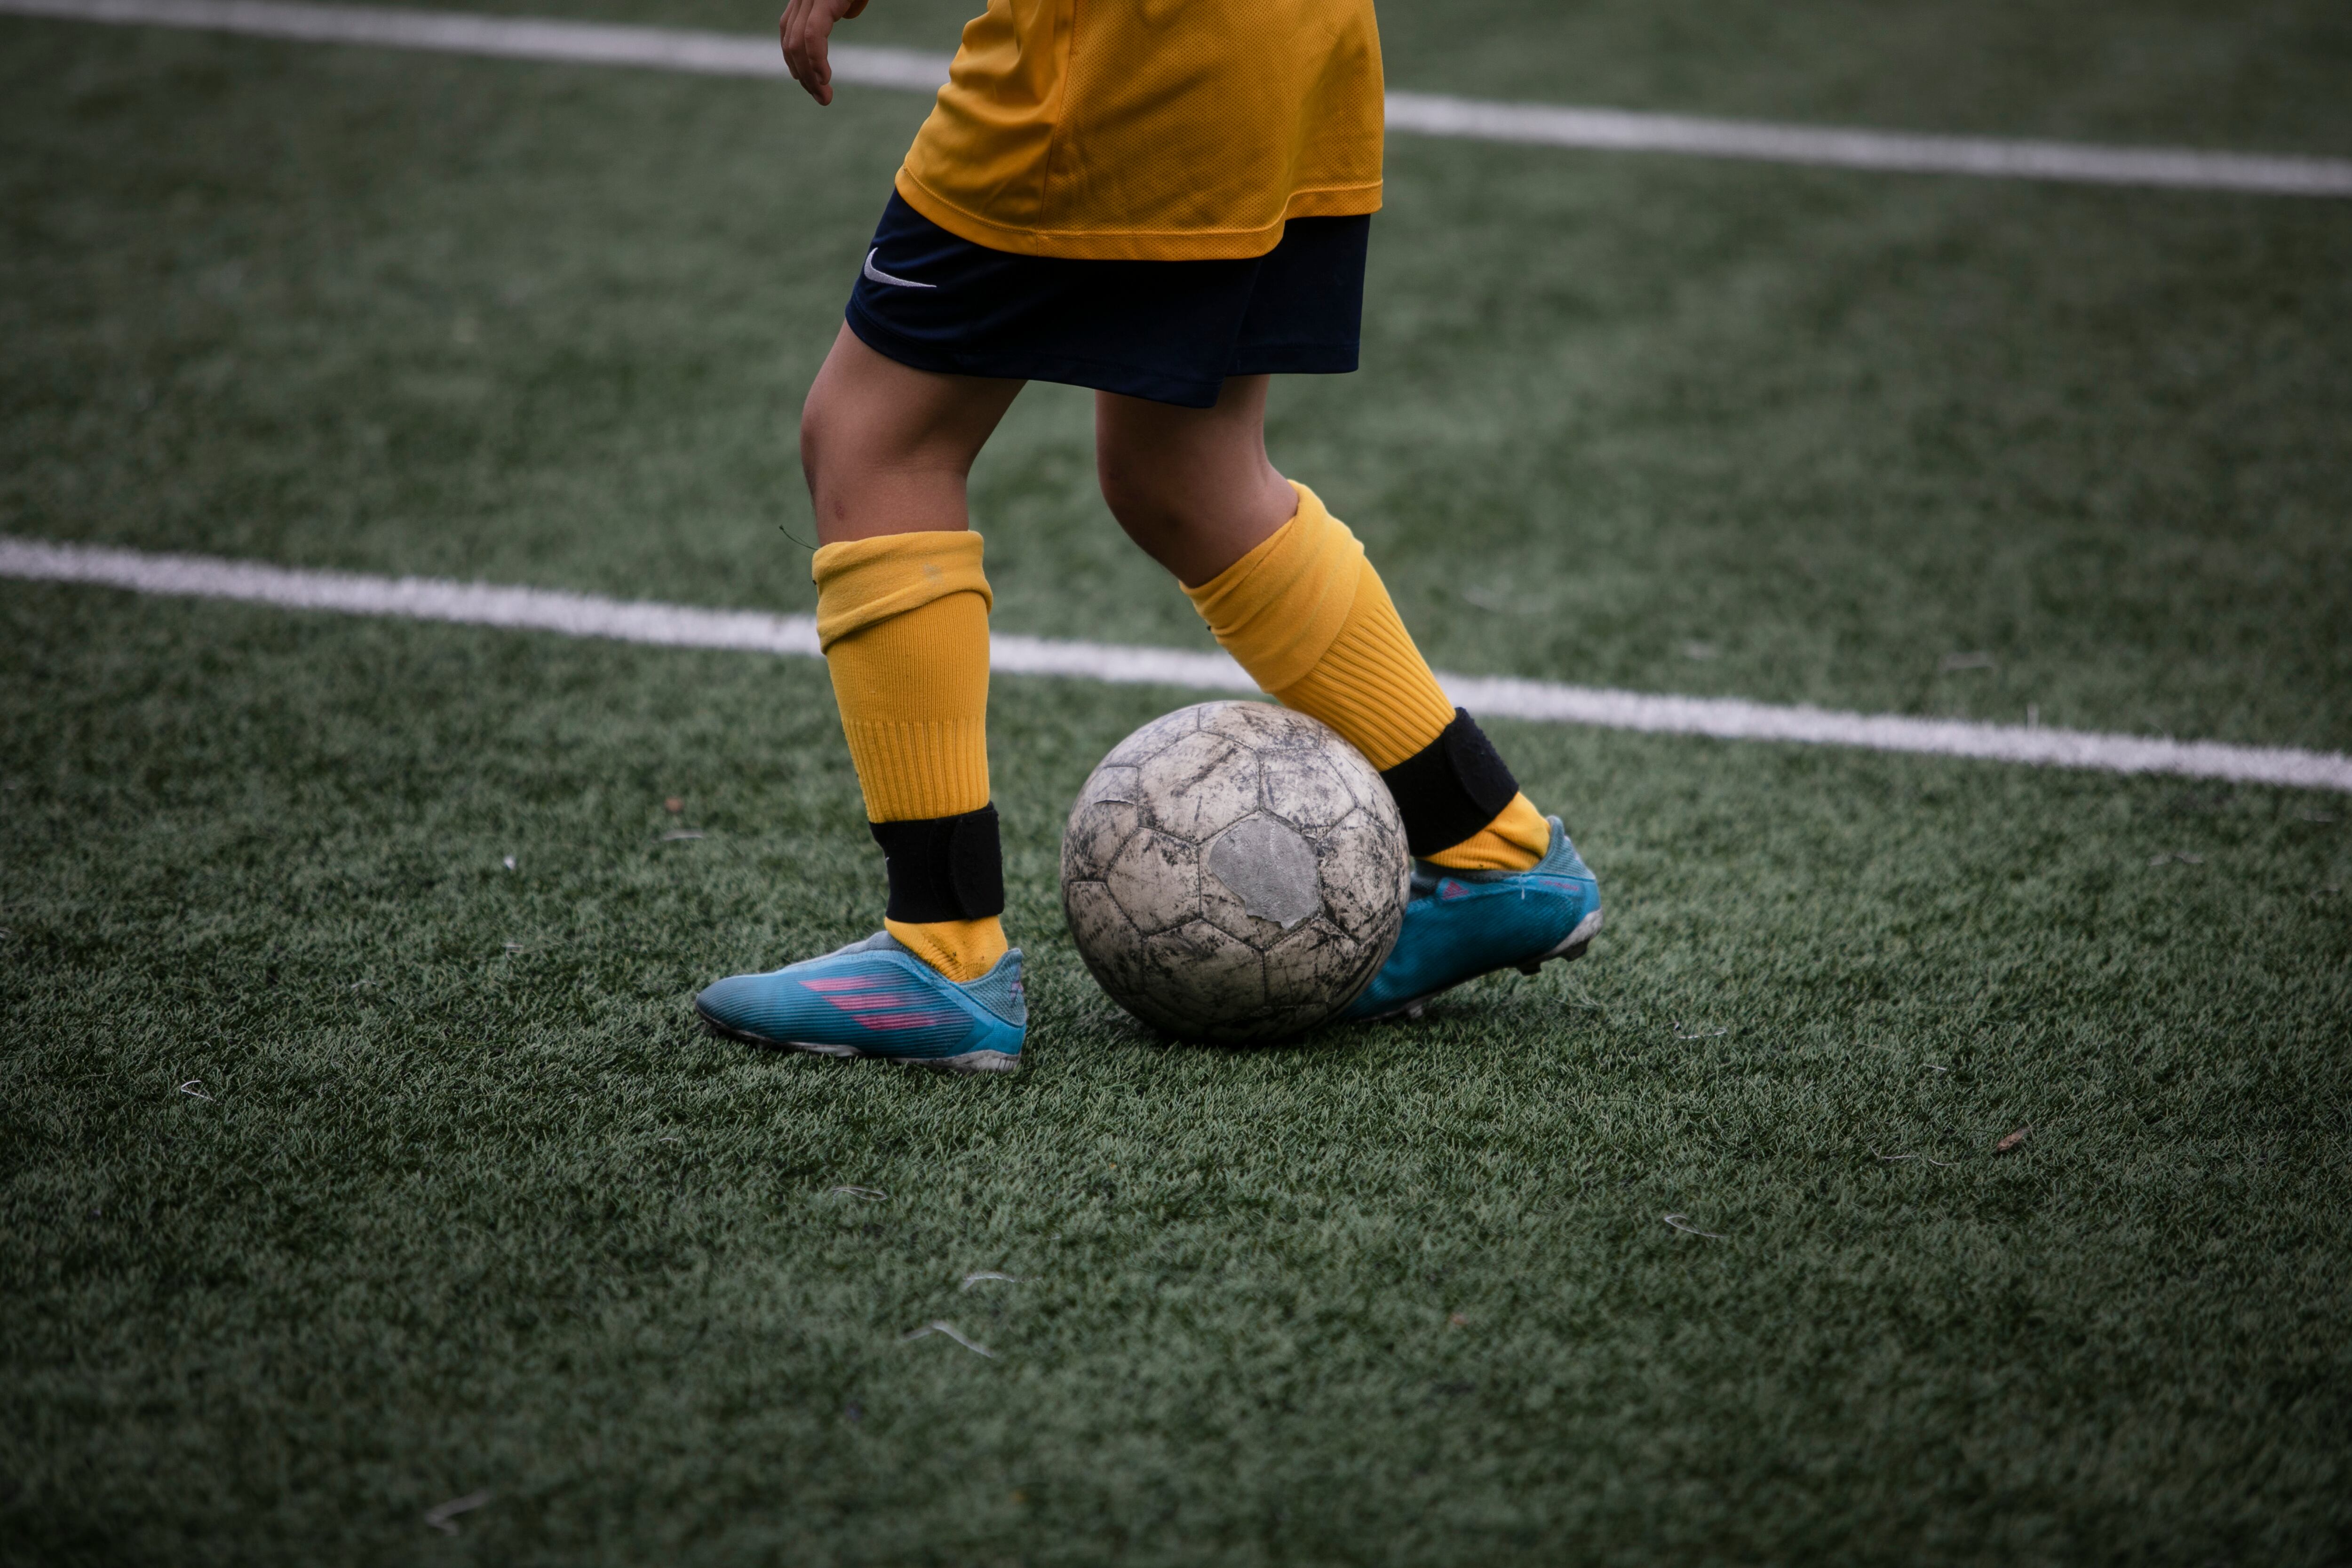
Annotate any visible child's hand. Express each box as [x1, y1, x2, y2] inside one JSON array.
[[779, 0, 871, 106]]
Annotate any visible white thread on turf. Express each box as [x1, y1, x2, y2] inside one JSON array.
[[1662, 1214, 1725, 1239], [5, 0, 2350, 199], [422, 1491, 492, 1536], [901, 1321, 993, 1357], [7, 535, 2351, 793]]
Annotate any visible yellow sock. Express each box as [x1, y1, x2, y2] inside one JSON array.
[[813, 530, 1008, 981], [1423, 792, 1550, 871], [1182, 482, 1546, 873], [882, 915, 1004, 979]]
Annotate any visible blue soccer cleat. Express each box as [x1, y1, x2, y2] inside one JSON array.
[[694, 932, 1025, 1073], [1342, 816, 1602, 1022]]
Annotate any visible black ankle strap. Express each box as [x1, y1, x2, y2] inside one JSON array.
[[869, 805, 1004, 922], [1379, 710, 1520, 858]]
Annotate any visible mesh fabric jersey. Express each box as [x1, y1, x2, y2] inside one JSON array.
[[895, 0, 1385, 260]]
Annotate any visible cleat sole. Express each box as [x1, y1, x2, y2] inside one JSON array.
[[1537, 908, 1604, 963], [930, 1049, 1022, 1074], [1352, 908, 1604, 1024], [694, 1003, 1018, 1074]]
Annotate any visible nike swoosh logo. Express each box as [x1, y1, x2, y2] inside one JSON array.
[[862, 249, 937, 289]]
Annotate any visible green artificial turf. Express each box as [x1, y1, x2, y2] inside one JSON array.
[[3, 3, 2351, 1563], [6, 585, 2348, 1566]]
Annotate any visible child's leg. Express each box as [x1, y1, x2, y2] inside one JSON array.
[[1095, 377, 1550, 872], [691, 328, 1027, 1069], [1091, 371, 1297, 587], [802, 326, 1022, 980], [803, 323, 1022, 543]]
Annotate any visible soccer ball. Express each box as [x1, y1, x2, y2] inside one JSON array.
[[1060, 701, 1411, 1043]]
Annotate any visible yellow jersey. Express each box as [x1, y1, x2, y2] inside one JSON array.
[[893, 0, 1384, 262]]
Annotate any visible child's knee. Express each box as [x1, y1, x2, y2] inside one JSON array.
[[1094, 430, 1184, 536], [799, 380, 849, 492], [1093, 444, 1152, 529], [798, 341, 900, 495]]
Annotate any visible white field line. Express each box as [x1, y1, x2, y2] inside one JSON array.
[[6, 0, 2350, 198], [1381, 94, 2352, 197], [8, 536, 2348, 793]]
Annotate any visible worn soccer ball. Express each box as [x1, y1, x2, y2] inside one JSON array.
[[1060, 701, 1411, 1043]]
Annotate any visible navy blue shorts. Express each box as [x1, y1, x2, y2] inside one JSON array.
[[844, 192, 1370, 409]]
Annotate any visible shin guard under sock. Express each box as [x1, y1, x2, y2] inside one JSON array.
[[1181, 482, 1548, 873], [813, 531, 1007, 980]]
